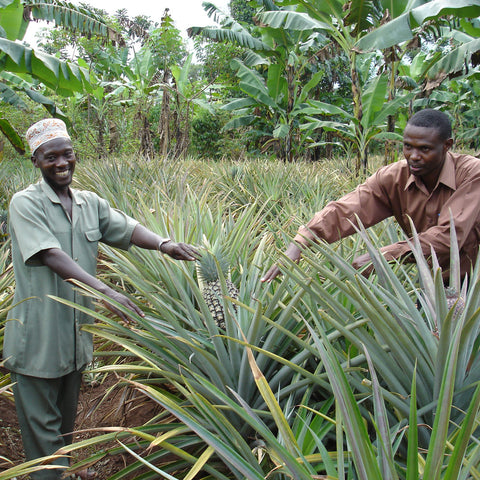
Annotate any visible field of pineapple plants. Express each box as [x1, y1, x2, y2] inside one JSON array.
[[1, 153, 480, 480]]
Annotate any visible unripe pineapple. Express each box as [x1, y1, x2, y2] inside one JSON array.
[[197, 247, 238, 329], [445, 286, 465, 319]]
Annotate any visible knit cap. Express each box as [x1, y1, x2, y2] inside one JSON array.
[[26, 119, 71, 154]]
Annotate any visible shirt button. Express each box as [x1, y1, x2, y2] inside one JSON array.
[[74, 257, 78, 261]]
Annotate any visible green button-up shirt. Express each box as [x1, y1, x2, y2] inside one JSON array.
[[4, 180, 138, 378]]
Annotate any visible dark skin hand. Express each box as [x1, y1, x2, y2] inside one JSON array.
[[351, 252, 374, 277], [352, 250, 400, 277], [38, 248, 143, 323], [130, 224, 200, 261], [261, 243, 302, 283], [160, 240, 200, 260], [38, 224, 200, 322]]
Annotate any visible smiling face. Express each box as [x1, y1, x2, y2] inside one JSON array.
[[32, 137, 76, 193], [403, 124, 453, 191]]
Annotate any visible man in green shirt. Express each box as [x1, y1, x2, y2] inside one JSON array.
[[4, 118, 199, 479]]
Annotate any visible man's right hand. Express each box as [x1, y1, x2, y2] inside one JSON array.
[[261, 243, 302, 283]]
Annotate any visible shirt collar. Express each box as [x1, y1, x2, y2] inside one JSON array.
[[404, 151, 456, 192], [39, 179, 84, 205]]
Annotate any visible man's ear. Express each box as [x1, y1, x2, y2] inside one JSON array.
[[444, 137, 453, 151], [31, 155, 38, 167]]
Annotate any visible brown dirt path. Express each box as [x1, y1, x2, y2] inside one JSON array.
[[0, 371, 161, 479]]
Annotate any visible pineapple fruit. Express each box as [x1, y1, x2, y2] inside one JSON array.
[[196, 246, 238, 329], [431, 286, 466, 339], [445, 286, 465, 319]]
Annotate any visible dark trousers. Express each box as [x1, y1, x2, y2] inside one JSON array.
[[11, 370, 83, 480]]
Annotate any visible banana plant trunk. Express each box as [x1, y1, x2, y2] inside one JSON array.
[[351, 53, 367, 175], [384, 49, 398, 165]]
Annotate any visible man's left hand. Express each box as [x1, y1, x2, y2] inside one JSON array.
[[352, 252, 374, 277], [161, 241, 201, 261]]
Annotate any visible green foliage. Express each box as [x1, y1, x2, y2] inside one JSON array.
[[3, 155, 480, 478], [146, 12, 187, 70], [0, 0, 119, 153], [190, 110, 226, 159], [194, 38, 244, 90], [23, 0, 117, 39], [190, 0, 480, 167], [357, 0, 480, 51], [0, 155, 38, 211], [230, 0, 255, 24]]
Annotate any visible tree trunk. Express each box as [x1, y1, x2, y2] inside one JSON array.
[[350, 52, 366, 175], [285, 65, 295, 162], [384, 114, 396, 165], [157, 70, 172, 158], [136, 110, 153, 158], [384, 49, 397, 165], [325, 130, 333, 159]]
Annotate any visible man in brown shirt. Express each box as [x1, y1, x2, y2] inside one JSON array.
[[262, 109, 480, 282]]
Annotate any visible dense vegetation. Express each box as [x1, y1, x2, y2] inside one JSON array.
[[2, 0, 480, 478], [1, 0, 480, 168], [1, 155, 480, 479]]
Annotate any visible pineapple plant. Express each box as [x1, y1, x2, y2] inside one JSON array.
[[196, 245, 238, 329], [0, 209, 7, 240], [445, 286, 466, 319]]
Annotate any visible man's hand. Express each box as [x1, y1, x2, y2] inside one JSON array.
[[352, 252, 374, 277], [161, 241, 201, 261], [101, 287, 144, 324], [38, 248, 145, 323], [261, 243, 302, 283]]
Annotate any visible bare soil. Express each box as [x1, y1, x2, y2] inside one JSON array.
[[0, 370, 162, 479]]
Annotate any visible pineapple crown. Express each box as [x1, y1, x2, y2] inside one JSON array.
[[444, 286, 459, 299], [197, 245, 231, 283]]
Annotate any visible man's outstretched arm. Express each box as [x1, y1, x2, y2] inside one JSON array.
[[130, 224, 200, 261], [38, 248, 145, 321]]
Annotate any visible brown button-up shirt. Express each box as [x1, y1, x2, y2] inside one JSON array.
[[294, 152, 480, 279]]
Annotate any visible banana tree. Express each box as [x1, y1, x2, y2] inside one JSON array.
[[410, 77, 480, 148], [449, 77, 480, 150], [356, 0, 480, 161], [164, 54, 216, 158], [199, 0, 480, 169], [254, 0, 389, 170], [196, 0, 395, 168], [357, 0, 480, 52], [357, 1, 480, 96], [0, 0, 120, 154], [222, 53, 327, 162], [193, 1, 331, 161], [300, 73, 414, 170]]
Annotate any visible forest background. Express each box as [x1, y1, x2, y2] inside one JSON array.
[[2, 1, 480, 479], [1, 0, 480, 172]]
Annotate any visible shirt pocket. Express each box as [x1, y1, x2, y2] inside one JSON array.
[[85, 229, 102, 242], [82, 229, 102, 273]]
